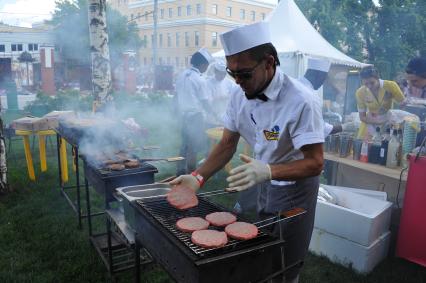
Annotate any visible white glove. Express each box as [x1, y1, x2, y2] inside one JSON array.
[[226, 154, 271, 192], [169, 174, 200, 192]]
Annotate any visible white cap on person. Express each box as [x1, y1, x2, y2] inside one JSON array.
[[220, 22, 271, 56], [307, 58, 331, 73], [198, 47, 213, 63]]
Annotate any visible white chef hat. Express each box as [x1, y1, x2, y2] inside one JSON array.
[[307, 58, 331, 73], [213, 60, 226, 72], [198, 47, 213, 63], [220, 22, 271, 56]]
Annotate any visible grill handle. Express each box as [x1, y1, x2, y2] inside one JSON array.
[[255, 207, 306, 229]]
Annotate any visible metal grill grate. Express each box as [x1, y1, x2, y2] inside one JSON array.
[[136, 197, 269, 256]]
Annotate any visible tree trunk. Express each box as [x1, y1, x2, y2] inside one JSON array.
[[26, 62, 30, 87], [87, 0, 113, 109], [0, 117, 8, 193]]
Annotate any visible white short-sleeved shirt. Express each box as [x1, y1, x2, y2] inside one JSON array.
[[223, 68, 324, 185], [175, 67, 209, 114], [205, 76, 238, 121]]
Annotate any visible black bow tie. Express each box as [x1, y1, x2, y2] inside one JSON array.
[[245, 93, 268, 102]]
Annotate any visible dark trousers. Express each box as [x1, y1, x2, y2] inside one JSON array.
[[257, 176, 320, 281], [177, 111, 206, 175]]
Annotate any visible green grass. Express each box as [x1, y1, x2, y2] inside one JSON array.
[[1, 101, 426, 283]]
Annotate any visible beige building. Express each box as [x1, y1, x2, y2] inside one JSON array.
[[109, 0, 275, 70]]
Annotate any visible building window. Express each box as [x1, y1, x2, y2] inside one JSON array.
[[176, 32, 180, 47], [196, 4, 202, 15], [28, 43, 38, 51], [185, 32, 189, 47], [11, 44, 23, 52], [160, 9, 164, 19], [151, 34, 154, 46], [131, 13, 134, 20], [0, 45, 5, 52], [194, 31, 200, 47], [262, 13, 265, 20], [226, 6, 232, 17], [137, 12, 141, 21], [144, 35, 148, 47], [240, 9, 245, 20], [159, 57, 163, 65], [185, 56, 188, 66], [159, 34, 163, 47], [212, 32, 218, 47], [144, 57, 147, 65], [251, 11, 255, 21], [178, 6, 182, 16], [145, 12, 148, 21], [212, 4, 217, 15], [167, 33, 171, 47], [169, 8, 173, 18], [167, 57, 171, 65], [187, 5, 192, 16], [175, 57, 179, 67]]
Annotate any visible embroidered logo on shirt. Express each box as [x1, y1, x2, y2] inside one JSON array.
[[263, 125, 280, 141]]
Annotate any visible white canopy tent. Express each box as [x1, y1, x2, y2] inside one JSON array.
[[213, 0, 366, 77]]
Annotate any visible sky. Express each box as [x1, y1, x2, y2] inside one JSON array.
[[0, 0, 56, 27]]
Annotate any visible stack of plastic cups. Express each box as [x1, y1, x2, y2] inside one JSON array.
[[402, 119, 418, 167]]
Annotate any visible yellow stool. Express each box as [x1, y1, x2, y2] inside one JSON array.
[[205, 127, 251, 173], [15, 129, 68, 182]]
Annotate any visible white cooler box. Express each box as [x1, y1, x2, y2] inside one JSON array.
[[309, 228, 390, 274], [320, 184, 387, 201], [314, 186, 392, 246]]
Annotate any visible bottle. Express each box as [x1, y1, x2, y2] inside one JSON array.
[[360, 139, 369, 163], [378, 128, 391, 166], [368, 127, 382, 164], [386, 131, 400, 168]]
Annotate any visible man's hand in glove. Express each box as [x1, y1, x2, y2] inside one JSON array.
[[169, 174, 200, 191], [226, 154, 271, 192]]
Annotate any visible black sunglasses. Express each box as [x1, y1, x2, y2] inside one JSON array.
[[226, 60, 263, 80]]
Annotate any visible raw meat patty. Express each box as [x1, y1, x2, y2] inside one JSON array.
[[191, 230, 228, 248], [205, 212, 237, 227], [225, 222, 259, 240], [167, 185, 198, 210], [176, 217, 209, 233]]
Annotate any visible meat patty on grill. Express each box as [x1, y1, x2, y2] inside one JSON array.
[[191, 230, 228, 248], [108, 163, 125, 171], [176, 217, 209, 233], [166, 185, 198, 210], [124, 160, 139, 168], [225, 222, 259, 240], [205, 212, 237, 227]]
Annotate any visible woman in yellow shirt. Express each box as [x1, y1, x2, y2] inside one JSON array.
[[356, 66, 405, 139]]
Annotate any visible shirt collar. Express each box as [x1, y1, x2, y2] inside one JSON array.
[[263, 67, 285, 101], [379, 79, 384, 88]]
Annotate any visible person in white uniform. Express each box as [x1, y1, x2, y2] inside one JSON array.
[[299, 58, 355, 136], [171, 22, 324, 283], [175, 48, 218, 175], [205, 61, 237, 125]]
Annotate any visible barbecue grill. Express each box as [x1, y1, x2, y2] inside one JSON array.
[[132, 197, 285, 283]]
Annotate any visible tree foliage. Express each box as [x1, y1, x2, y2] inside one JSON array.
[[295, 0, 426, 79], [50, 0, 142, 67]]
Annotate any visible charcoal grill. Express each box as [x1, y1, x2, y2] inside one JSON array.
[[132, 197, 285, 283]]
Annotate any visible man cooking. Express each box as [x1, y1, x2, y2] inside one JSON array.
[[175, 48, 218, 175], [299, 57, 355, 136], [171, 22, 324, 283]]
